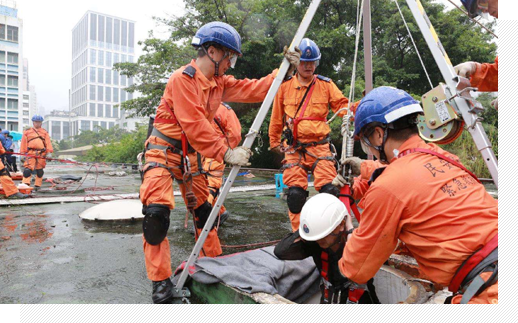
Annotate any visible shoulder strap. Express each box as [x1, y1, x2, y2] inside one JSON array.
[[294, 77, 316, 120], [182, 65, 196, 78], [317, 74, 331, 82]]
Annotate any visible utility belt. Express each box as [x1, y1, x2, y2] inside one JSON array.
[[143, 127, 204, 181], [280, 136, 337, 173], [448, 234, 498, 304]]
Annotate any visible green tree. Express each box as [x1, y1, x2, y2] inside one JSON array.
[[115, 0, 497, 174]]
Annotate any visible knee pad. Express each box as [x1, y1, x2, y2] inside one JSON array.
[[142, 204, 170, 245], [194, 201, 213, 229], [0, 168, 8, 176], [319, 183, 340, 197], [23, 168, 32, 178], [36, 169, 44, 178], [287, 187, 309, 214]]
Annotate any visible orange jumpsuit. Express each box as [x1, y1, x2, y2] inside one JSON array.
[[338, 135, 498, 304], [471, 56, 498, 92], [203, 103, 242, 216], [140, 59, 276, 281], [20, 127, 53, 187], [0, 144, 19, 197], [269, 74, 351, 231]]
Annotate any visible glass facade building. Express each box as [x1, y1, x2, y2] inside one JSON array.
[[70, 11, 135, 135]]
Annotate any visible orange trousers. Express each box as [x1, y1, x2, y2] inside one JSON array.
[[451, 272, 498, 304], [22, 151, 46, 187], [1, 159, 19, 197], [282, 143, 337, 231], [204, 158, 226, 216], [140, 138, 222, 282]]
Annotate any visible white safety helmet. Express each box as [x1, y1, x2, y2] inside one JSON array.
[[299, 193, 349, 241]]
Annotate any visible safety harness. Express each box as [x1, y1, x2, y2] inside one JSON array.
[[398, 148, 498, 304], [25, 128, 48, 170], [280, 76, 337, 174]]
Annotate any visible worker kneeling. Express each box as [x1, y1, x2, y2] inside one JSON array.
[[332, 86, 498, 304], [275, 193, 379, 304]]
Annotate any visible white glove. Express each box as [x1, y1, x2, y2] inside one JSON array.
[[224, 146, 252, 166], [454, 62, 477, 79], [332, 174, 348, 188], [283, 45, 302, 78], [340, 157, 363, 176], [491, 98, 498, 110]]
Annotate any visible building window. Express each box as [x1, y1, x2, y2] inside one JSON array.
[[106, 17, 113, 45], [23, 94, 29, 100], [90, 67, 96, 82], [106, 52, 112, 67], [105, 86, 111, 102], [121, 74, 127, 86], [7, 52, 18, 64], [109, 122, 114, 129], [52, 121, 61, 140], [23, 103, 29, 109], [101, 121, 107, 129], [129, 22, 135, 48], [81, 120, 90, 131], [0, 75, 5, 86], [105, 104, 111, 118], [98, 15, 105, 44], [90, 14, 97, 41], [90, 49, 96, 64], [105, 69, 111, 84], [7, 99, 18, 110], [113, 71, 119, 85], [7, 26, 18, 42], [0, 99, 5, 109], [113, 106, 119, 118], [90, 85, 96, 100], [98, 86, 104, 101], [98, 68, 104, 84], [121, 90, 126, 102], [0, 51, 5, 63], [98, 104, 103, 117], [122, 21, 128, 47], [113, 53, 119, 64], [113, 88, 119, 102], [7, 76, 18, 87], [98, 50, 104, 65], [114, 19, 120, 46], [90, 103, 96, 116], [0, 25, 5, 40]]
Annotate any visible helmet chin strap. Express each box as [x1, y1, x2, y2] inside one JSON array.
[[363, 126, 390, 164], [327, 222, 347, 252], [202, 46, 228, 77]]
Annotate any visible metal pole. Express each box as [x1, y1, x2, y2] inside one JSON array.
[[405, 0, 497, 187], [363, 0, 373, 94], [174, 0, 324, 293], [363, 0, 374, 160]]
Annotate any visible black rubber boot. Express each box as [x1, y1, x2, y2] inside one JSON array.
[[152, 278, 174, 304], [7, 192, 29, 199], [212, 211, 230, 230]]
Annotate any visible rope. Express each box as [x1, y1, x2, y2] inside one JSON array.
[[221, 239, 281, 249], [394, 0, 434, 89]]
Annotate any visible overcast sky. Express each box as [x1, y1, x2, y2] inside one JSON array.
[[15, 0, 493, 115], [17, 0, 185, 115]]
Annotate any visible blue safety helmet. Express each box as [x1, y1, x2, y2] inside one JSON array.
[[192, 22, 242, 56], [299, 38, 321, 62], [1, 130, 9, 135], [353, 87, 423, 138], [32, 115, 44, 122]]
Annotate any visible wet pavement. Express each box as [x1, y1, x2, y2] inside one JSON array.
[[0, 164, 296, 303], [0, 164, 498, 303]]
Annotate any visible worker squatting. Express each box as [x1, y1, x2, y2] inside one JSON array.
[[139, 0, 498, 304]]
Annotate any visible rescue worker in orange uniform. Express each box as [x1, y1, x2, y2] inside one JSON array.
[[457, 1, 498, 108], [269, 38, 355, 232], [20, 115, 53, 189], [203, 103, 242, 225], [139, 21, 301, 303], [0, 141, 28, 199], [330, 86, 498, 304]]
